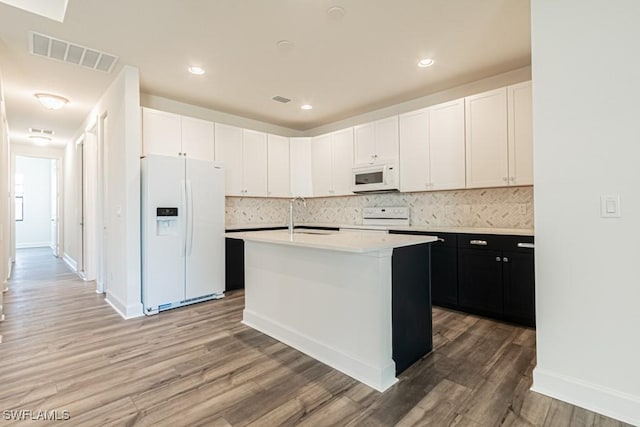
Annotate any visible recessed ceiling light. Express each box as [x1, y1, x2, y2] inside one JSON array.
[[34, 93, 69, 110], [276, 40, 294, 53], [188, 66, 205, 75], [327, 6, 346, 20], [417, 58, 435, 68], [301, 104, 313, 110], [28, 135, 52, 145]]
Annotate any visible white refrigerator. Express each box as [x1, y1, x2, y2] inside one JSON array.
[[141, 154, 225, 315]]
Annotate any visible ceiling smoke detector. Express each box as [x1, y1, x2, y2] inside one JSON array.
[[272, 96, 291, 104], [327, 6, 346, 20], [29, 31, 119, 73]]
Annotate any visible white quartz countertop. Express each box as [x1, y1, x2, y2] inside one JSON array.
[[225, 222, 534, 236], [225, 229, 437, 253]]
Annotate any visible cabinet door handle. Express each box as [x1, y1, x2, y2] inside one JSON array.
[[503, 257, 509, 263], [470, 240, 488, 246], [503, 177, 509, 182], [495, 256, 501, 262], [517, 242, 535, 249]]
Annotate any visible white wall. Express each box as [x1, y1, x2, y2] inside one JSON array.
[[531, 1, 640, 425], [15, 156, 52, 248], [63, 141, 80, 267], [73, 65, 142, 318]]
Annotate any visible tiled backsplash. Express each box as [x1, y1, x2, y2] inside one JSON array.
[[226, 186, 534, 229]]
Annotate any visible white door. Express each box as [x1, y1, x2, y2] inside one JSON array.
[[507, 81, 533, 186], [182, 116, 214, 161], [399, 108, 430, 192], [142, 108, 182, 157], [97, 113, 108, 293], [331, 128, 354, 196], [141, 155, 186, 311], [50, 159, 58, 256], [311, 134, 332, 196], [185, 159, 225, 299], [465, 88, 509, 188], [242, 129, 268, 197], [429, 99, 466, 190], [374, 116, 399, 163], [267, 134, 291, 197], [214, 123, 244, 196]]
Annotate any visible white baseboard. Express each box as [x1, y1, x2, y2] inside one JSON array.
[[16, 242, 52, 249], [62, 253, 78, 272], [532, 367, 640, 426], [105, 293, 143, 320], [243, 309, 397, 392]]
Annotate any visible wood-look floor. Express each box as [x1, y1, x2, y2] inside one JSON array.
[[0, 248, 630, 426]]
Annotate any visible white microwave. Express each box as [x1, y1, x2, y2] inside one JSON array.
[[352, 163, 399, 193]]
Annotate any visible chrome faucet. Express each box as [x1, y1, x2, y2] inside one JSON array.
[[288, 196, 306, 237]]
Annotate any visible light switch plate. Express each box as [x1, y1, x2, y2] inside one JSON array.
[[600, 195, 621, 218]]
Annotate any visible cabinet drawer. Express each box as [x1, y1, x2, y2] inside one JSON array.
[[458, 234, 534, 252]]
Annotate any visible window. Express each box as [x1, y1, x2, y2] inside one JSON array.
[[15, 173, 24, 222]]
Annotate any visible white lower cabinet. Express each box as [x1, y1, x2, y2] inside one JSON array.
[[311, 128, 354, 197]]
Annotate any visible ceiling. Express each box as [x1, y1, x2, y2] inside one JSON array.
[[0, 0, 531, 147]]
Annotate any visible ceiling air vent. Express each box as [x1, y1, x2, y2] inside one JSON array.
[[29, 31, 118, 73], [29, 128, 55, 136], [272, 96, 291, 104]]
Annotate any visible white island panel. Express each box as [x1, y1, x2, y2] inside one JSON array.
[[242, 240, 398, 391]]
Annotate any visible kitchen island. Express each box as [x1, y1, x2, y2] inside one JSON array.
[[225, 229, 437, 391]]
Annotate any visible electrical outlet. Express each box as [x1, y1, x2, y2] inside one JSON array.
[[518, 204, 527, 215]]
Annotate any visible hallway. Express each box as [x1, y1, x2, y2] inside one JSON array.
[[10, 247, 76, 284]]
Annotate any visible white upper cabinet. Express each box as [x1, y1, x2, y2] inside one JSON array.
[[399, 100, 466, 193], [181, 116, 214, 161], [507, 81, 533, 186], [142, 108, 214, 161], [399, 108, 430, 192], [311, 134, 333, 197], [429, 99, 466, 190], [465, 88, 509, 188], [214, 123, 244, 196], [267, 134, 291, 198], [354, 116, 399, 165], [310, 128, 354, 197], [330, 128, 355, 196], [142, 108, 182, 157], [241, 130, 268, 197], [290, 138, 313, 198]]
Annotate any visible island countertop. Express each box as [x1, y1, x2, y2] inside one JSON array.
[[225, 229, 437, 253]]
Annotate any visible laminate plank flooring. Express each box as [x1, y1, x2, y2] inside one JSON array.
[[0, 249, 631, 426]]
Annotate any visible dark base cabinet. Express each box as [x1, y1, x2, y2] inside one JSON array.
[[391, 244, 432, 375], [391, 230, 535, 328], [457, 234, 536, 327], [225, 238, 245, 292]]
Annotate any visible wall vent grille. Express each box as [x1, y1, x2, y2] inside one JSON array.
[[29, 128, 55, 136], [29, 31, 118, 73]]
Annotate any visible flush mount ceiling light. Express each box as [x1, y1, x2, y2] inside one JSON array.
[[28, 135, 52, 146], [188, 66, 205, 75], [34, 93, 69, 110], [417, 58, 435, 68], [301, 104, 313, 110]]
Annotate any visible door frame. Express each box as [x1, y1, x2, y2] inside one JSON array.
[[9, 147, 64, 265]]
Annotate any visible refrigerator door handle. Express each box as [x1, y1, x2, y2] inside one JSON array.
[[186, 179, 194, 257], [180, 179, 187, 257]]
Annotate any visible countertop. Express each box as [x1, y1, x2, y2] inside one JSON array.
[[225, 229, 437, 253], [225, 222, 534, 236]]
